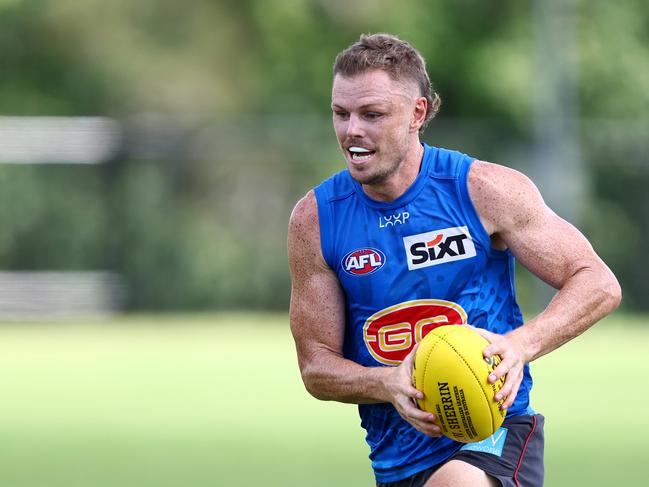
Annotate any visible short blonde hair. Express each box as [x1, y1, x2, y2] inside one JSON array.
[[333, 33, 441, 130]]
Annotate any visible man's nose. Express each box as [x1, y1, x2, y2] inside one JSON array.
[[346, 114, 365, 138]]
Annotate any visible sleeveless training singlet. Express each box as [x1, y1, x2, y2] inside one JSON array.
[[313, 144, 534, 483]]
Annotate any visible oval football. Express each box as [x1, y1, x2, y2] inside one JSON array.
[[412, 325, 506, 443]]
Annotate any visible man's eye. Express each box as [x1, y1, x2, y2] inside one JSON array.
[[365, 112, 382, 119], [334, 111, 349, 119]]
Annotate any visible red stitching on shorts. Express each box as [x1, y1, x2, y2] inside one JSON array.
[[514, 415, 537, 487]]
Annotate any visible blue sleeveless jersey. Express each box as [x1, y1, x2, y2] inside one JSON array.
[[313, 144, 533, 483]]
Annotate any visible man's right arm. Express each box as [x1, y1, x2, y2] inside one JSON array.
[[287, 191, 440, 435]]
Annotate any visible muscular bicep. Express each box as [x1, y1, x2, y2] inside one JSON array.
[[290, 266, 346, 371], [288, 191, 346, 373], [503, 206, 599, 290], [470, 161, 604, 290]]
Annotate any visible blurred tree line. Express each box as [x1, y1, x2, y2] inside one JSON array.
[[0, 0, 647, 311]]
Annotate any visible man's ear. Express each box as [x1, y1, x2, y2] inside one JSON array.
[[411, 96, 428, 132]]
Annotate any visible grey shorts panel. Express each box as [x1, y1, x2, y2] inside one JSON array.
[[452, 414, 545, 487], [377, 414, 545, 487]]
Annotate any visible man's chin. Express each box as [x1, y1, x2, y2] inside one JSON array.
[[349, 169, 390, 187], [347, 158, 401, 186]]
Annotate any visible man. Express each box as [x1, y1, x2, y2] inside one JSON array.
[[287, 33, 621, 487]]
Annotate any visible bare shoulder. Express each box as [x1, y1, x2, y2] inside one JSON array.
[[468, 160, 608, 289], [467, 160, 549, 237], [288, 190, 327, 276], [288, 190, 319, 245]]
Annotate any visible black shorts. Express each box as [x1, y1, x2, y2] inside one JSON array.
[[377, 414, 544, 487]]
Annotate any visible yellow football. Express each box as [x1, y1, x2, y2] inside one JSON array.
[[412, 325, 506, 443]]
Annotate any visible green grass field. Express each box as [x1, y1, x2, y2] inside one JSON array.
[[0, 312, 647, 486]]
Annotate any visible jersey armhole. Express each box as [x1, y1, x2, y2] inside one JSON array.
[[456, 158, 509, 259], [313, 185, 336, 269]]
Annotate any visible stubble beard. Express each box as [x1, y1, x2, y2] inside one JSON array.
[[353, 147, 408, 187]]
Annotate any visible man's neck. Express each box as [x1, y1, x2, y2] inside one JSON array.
[[362, 142, 424, 202]]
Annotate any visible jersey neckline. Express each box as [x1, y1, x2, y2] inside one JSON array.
[[347, 143, 433, 210]]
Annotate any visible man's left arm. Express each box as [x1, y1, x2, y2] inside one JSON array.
[[468, 160, 622, 409]]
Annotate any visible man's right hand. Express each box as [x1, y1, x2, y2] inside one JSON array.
[[384, 345, 443, 437]]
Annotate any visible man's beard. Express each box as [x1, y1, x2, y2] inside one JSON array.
[[354, 151, 405, 186]]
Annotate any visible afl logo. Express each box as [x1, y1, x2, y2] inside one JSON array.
[[363, 299, 468, 365], [342, 248, 386, 276]]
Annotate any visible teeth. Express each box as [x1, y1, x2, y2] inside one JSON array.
[[349, 146, 371, 153], [351, 152, 373, 161]]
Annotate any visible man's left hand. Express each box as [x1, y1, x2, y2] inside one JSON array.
[[472, 327, 527, 410]]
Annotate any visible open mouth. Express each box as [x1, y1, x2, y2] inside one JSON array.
[[348, 146, 376, 162]]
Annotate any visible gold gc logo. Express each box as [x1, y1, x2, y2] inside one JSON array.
[[363, 299, 468, 365]]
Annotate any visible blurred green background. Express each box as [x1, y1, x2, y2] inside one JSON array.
[[1, 0, 648, 310], [0, 0, 648, 485]]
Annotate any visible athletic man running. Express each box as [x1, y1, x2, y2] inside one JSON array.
[[288, 33, 621, 486]]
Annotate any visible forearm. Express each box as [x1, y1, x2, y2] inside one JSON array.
[[300, 350, 392, 404], [511, 265, 621, 362]]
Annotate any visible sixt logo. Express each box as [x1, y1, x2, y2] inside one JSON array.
[[342, 248, 386, 276], [403, 226, 476, 271]]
